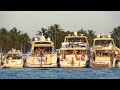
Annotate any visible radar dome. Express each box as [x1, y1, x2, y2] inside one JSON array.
[[108, 35, 111, 38], [97, 34, 100, 38], [34, 37, 38, 41], [47, 37, 51, 41], [74, 31, 77, 36], [40, 35, 46, 41]]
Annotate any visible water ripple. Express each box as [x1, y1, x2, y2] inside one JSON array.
[[0, 68, 120, 79]]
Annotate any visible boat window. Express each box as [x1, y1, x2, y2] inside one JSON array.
[[34, 42, 51, 44], [67, 38, 87, 43], [13, 54, 22, 59], [65, 50, 86, 55], [34, 47, 52, 54], [95, 40, 113, 46], [96, 50, 111, 56]]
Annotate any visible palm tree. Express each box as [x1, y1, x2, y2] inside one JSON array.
[[37, 28, 48, 38], [87, 30, 96, 47], [0, 27, 31, 53], [78, 29, 87, 35], [110, 26, 120, 48], [48, 24, 64, 49], [0, 28, 10, 52]]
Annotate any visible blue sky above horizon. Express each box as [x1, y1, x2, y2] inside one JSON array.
[[0, 11, 120, 38]]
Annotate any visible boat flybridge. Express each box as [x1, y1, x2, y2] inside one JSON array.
[[59, 31, 90, 68], [91, 34, 119, 68], [25, 34, 58, 68], [3, 48, 23, 68]]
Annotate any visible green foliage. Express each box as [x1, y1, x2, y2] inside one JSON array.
[[110, 26, 120, 48], [0, 27, 31, 53]]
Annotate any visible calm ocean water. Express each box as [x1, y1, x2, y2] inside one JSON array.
[[0, 68, 120, 79]]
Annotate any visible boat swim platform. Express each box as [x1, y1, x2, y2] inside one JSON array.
[[91, 63, 113, 69], [59, 66, 88, 68], [24, 64, 58, 68]]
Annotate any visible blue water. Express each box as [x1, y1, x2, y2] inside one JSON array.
[[0, 68, 120, 79]]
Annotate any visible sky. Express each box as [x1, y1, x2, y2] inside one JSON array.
[[0, 11, 120, 38]]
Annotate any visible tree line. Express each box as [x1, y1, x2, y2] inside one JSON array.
[[0, 27, 31, 53], [0, 24, 120, 53]]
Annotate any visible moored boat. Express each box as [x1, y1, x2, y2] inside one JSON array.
[[91, 34, 118, 68], [25, 34, 58, 68], [59, 31, 90, 68], [3, 48, 23, 68]]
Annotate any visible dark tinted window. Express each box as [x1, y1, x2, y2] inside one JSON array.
[[34, 42, 51, 44]]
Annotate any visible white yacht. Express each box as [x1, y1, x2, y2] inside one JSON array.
[[59, 31, 90, 68], [3, 48, 23, 68], [91, 34, 119, 68], [25, 34, 58, 68]]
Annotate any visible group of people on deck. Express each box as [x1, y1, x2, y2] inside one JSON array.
[[32, 47, 52, 57], [6, 54, 22, 59], [61, 50, 86, 60]]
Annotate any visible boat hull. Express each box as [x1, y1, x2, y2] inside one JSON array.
[[59, 54, 90, 68], [91, 62, 110, 68], [60, 60, 90, 68], [3, 65, 23, 68], [25, 54, 58, 68], [91, 56, 114, 68], [25, 63, 57, 68], [3, 59, 24, 68]]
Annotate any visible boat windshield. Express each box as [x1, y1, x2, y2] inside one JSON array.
[[66, 37, 87, 43], [7, 53, 22, 59], [94, 40, 113, 46]]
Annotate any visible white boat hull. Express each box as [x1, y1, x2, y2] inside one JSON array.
[[60, 61, 87, 68], [25, 63, 57, 68], [59, 55, 90, 68], [91, 57, 113, 68], [25, 54, 57, 68], [3, 59, 23, 68]]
